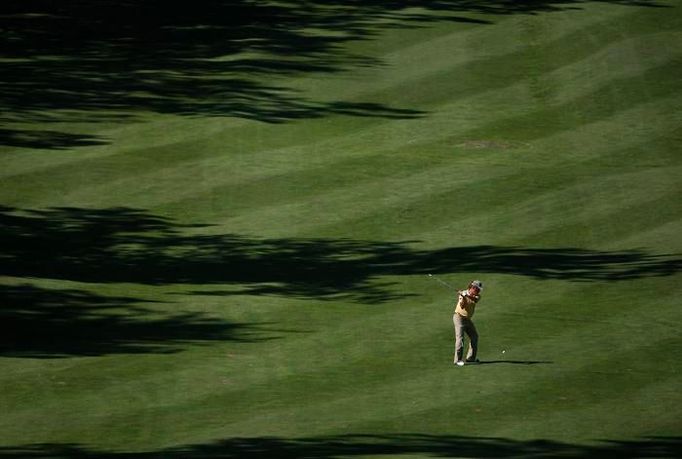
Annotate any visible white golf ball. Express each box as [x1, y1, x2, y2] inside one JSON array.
[[502, 350, 506, 354]]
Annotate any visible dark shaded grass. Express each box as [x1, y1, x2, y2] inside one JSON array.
[[0, 0, 668, 148], [2, 206, 679, 302], [0, 129, 109, 150], [0, 283, 280, 358], [0, 434, 680, 458]]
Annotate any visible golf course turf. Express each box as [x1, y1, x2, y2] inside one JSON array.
[[1, 0, 681, 457]]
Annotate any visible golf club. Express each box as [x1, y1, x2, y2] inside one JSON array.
[[426, 273, 456, 291]]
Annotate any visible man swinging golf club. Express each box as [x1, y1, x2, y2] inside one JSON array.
[[453, 280, 484, 366]]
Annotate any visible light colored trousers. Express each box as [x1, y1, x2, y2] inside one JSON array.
[[453, 313, 478, 362]]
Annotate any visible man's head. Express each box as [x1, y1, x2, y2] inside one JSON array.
[[468, 280, 483, 296]]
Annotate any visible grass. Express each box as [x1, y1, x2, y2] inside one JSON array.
[[1, 0, 681, 457]]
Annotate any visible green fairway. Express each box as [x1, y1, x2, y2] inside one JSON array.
[[1, 1, 681, 457]]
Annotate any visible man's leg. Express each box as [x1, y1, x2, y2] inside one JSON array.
[[465, 320, 479, 362], [453, 314, 465, 363]]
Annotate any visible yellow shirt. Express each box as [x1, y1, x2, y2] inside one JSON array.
[[455, 291, 481, 318]]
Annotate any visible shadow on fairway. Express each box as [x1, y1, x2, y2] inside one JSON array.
[[0, 0, 667, 148], [2, 206, 681, 304], [0, 283, 279, 358], [1, 434, 680, 458], [0, 129, 109, 150]]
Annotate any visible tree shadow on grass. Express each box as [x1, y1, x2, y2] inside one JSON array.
[[0, 129, 109, 150], [2, 206, 680, 304], [0, 0, 668, 149], [0, 283, 279, 358], [0, 434, 680, 458]]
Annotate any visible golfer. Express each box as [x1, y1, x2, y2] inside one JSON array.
[[453, 280, 484, 366]]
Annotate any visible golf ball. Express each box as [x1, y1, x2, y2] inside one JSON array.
[[502, 350, 506, 354]]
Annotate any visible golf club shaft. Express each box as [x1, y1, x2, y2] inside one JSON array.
[[427, 274, 456, 291]]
